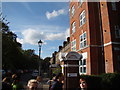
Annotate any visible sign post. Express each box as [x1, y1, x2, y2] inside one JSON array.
[[62, 51, 82, 90]]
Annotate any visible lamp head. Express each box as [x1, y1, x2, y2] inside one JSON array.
[[38, 40, 43, 46]]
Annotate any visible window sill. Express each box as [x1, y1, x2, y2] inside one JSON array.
[[80, 73, 86, 75]]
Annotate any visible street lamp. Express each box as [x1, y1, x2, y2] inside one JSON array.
[[38, 40, 43, 76]]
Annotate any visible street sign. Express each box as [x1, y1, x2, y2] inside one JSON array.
[[67, 73, 77, 77]]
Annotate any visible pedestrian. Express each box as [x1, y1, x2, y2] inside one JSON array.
[[27, 79, 39, 90], [2, 77, 12, 90], [50, 73, 64, 90], [11, 74, 17, 84], [76, 77, 87, 90], [36, 76, 43, 90], [47, 75, 56, 90], [11, 77, 24, 90], [12, 74, 17, 79]]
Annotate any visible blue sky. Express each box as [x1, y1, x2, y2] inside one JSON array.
[[2, 2, 70, 59]]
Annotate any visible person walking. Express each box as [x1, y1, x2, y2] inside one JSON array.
[[50, 73, 64, 90], [47, 74, 56, 90], [36, 76, 43, 90], [27, 79, 39, 90], [76, 77, 87, 90], [11, 77, 24, 90], [11, 74, 17, 84], [2, 77, 12, 90]]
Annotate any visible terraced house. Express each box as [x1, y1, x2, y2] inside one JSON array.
[[70, 1, 120, 75]]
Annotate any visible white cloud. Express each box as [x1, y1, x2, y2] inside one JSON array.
[[16, 38, 24, 44], [65, 28, 70, 39], [23, 29, 46, 45], [22, 25, 64, 33], [17, 27, 70, 45], [46, 9, 66, 19], [46, 33, 65, 40]]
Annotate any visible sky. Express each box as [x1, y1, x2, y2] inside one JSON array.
[[2, 2, 70, 59]]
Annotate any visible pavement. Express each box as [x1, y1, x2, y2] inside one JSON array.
[[43, 84, 49, 90], [42, 78, 50, 90]]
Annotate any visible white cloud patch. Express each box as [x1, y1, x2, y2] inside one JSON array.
[[65, 28, 70, 39], [22, 29, 46, 45], [46, 9, 66, 19], [46, 33, 65, 40], [17, 38, 24, 44], [17, 28, 70, 45]]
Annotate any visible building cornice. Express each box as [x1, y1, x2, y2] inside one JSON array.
[[104, 41, 120, 47], [76, 42, 120, 51]]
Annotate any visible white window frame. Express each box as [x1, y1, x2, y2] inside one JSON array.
[[71, 39, 76, 51], [80, 10, 86, 27], [80, 32, 87, 49], [111, 2, 116, 11], [71, 5, 75, 17], [79, 59, 86, 74], [78, 0, 84, 6], [79, 52, 87, 75], [115, 25, 120, 38], [72, 21, 76, 34]]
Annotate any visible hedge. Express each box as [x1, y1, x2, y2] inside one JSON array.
[[100, 73, 120, 89], [80, 73, 120, 90], [80, 74, 102, 89]]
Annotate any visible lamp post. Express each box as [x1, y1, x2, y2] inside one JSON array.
[[38, 40, 43, 76]]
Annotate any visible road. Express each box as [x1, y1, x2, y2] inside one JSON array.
[[20, 73, 49, 90]]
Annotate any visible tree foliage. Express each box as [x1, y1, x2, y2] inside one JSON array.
[[42, 57, 51, 73], [1, 17, 39, 71]]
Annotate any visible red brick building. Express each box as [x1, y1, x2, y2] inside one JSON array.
[[70, 1, 120, 75]]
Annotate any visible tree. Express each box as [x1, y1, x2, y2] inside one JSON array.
[[41, 57, 51, 72], [22, 49, 39, 70], [1, 16, 39, 71]]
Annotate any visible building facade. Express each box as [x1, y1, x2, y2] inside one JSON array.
[[50, 37, 70, 74], [70, 1, 120, 75]]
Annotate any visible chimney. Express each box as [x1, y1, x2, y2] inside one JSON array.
[[63, 41, 67, 47], [59, 46, 62, 51], [67, 37, 70, 43]]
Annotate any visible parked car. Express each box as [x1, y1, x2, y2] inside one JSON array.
[[32, 70, 39, 78]]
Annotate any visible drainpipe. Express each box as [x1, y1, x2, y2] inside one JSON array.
[[97, 2, 105, 73]]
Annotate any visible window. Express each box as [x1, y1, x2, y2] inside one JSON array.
[[80, 60, 82, 65], [71, 5, 75, 17], [80, 67, 82, 72], [71, 39, 76, 51], [78, 0, 84, 6], [83, 59, 86, 65], [83, 67, 86, 73], [72, 21, 76, 33], [111, 2, 116, 11], [80, 10, 86, 27], [80, 32, 87, 49], [79, 59, 86, 74], [115, 25, 120, 38]]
